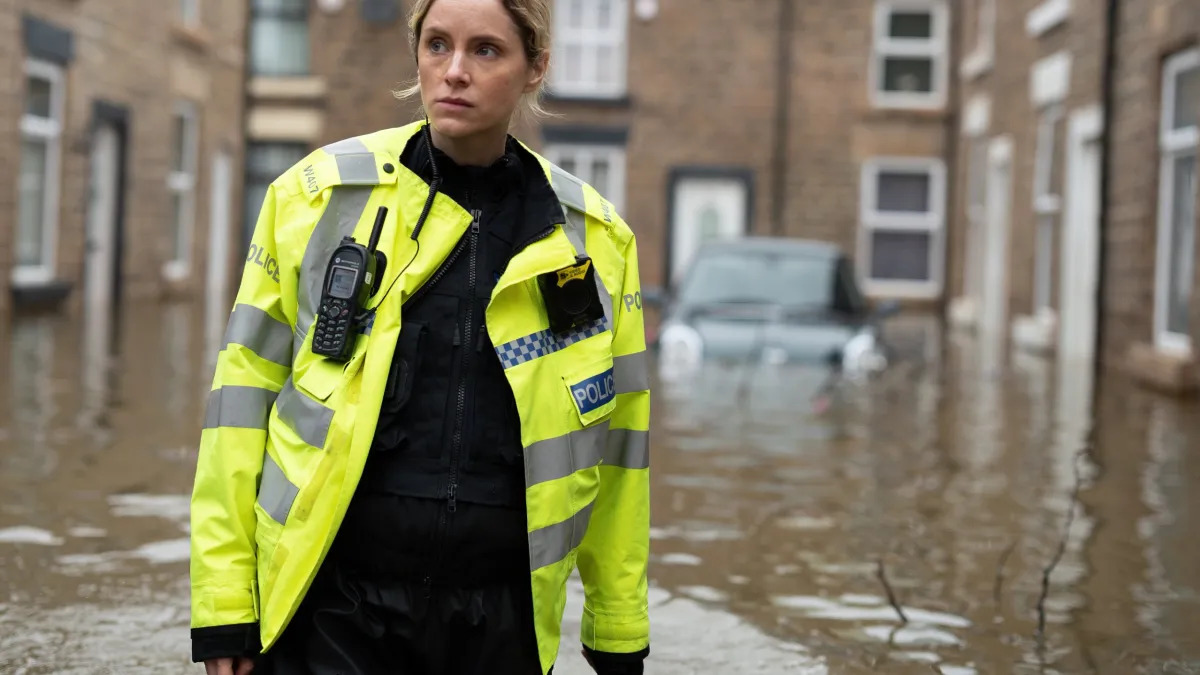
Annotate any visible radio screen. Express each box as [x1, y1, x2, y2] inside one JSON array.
[[329, 266, 357, 299]]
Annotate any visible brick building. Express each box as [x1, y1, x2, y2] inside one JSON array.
[[245, 0, 954, 303], [944, 0, 1200, 392], [1, 0, 248, 316]]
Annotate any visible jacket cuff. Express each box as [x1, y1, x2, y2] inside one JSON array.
[[191, 623, 261, 663], [584, 645, 649, 674]]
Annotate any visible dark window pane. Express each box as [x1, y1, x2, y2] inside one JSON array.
[[1173, 64, 1199, 131], [1167, 153, 1197, 334], [25, 75, 52, 118], [17, 138, 49, 266], [361, 0, 400, 24], [883, 57, 934, 93], [870, 230, 932, 282], [171, 114, 188, 174], [889, 11, 932, 39], [877, 171, 931, 212]]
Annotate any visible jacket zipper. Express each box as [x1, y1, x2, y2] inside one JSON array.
[[446, 209, 482, 514]]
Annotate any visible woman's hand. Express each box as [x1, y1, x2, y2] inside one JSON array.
[[204, 657, 255, 675]]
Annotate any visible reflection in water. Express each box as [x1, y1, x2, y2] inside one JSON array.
[[1, 307, 1200, 672]]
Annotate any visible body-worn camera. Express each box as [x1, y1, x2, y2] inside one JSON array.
[[539, 256, 606, 335]]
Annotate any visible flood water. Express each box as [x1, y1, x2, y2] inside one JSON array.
[[1, 303, 1199, 673]]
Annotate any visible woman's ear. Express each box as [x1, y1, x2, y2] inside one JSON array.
[[524, 51, 549, 93]]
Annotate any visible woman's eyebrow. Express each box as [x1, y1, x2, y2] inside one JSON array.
[[422, 23, 510, 45]]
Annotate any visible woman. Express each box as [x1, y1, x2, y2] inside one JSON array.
[[189, 1, 651, 674]]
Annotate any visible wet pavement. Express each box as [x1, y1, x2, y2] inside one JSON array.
[[1, 303, 1199, 673]]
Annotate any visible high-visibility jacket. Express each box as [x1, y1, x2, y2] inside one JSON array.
[[190, 121, 651, 672]]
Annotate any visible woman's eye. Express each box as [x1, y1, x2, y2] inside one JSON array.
[[429, 39, 447, 53], [478, 45, 498, 57]]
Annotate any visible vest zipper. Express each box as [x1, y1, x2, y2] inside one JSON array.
[[446, 209, 482, 514]]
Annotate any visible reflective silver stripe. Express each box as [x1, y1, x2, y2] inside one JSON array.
[[562, 207, 588, 256], [548, 163, 587, 213], [613, 351, 650, 394], [529, 500, 595, 571], [275, 377, 335, 449], [605, 428, 650, 470], [223, 304, 293, 367], [322, 137, 380, 185], [296, 186, 373, 341], [203, 386, 277, 430], [525, 422, 610, 487], [258, 452, 299, 524]]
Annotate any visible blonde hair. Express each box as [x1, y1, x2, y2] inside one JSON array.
[[394, 0, 554, 125]]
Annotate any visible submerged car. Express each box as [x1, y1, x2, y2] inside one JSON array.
[[655, 237, 899, 383]]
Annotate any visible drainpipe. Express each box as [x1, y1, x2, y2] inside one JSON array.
[[1094, 0, 1119, 381], [770, 0, 794, 237]]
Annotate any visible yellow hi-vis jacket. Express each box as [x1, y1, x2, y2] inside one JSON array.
[[190, 121, 650, 672]]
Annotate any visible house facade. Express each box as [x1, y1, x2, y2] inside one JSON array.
[[946, 0, 1200, 393], [0, 0, 248, 315]]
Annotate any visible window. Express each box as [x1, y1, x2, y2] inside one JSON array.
[[871, 0, 948, 109], [250, 0, 310, 76], [859, 158, 946, 297], [15, 59, 65, 286], [550, 0, 628, 99], [180, 0, 200, 26], [960, 0, 994, 78], [1032, 104, 1064, 314], [1154, 48, 1200, 354], [542, 144, 626, 211], [243, 142, 308, 249], [167, 101, 199, 280]]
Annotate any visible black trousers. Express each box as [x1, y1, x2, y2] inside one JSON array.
[[258, 557, 547, 675]]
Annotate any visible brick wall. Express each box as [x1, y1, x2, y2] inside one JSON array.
[[2, 0, 247, 312], [1104, 0, 1198, 367]]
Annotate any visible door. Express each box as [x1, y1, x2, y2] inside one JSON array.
[[669, 173, 749, 286], [979, 137, 1013, 340], [1059, 107, 1104, 364], [205, 150, 234, 367], [81, 122, 121, 420]]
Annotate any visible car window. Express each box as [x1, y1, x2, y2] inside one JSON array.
[[678, 250, 838, 310]]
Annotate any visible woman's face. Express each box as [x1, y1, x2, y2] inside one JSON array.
[[417, 0, 545, 143]]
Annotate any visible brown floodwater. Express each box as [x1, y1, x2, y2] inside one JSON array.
[[0, 303, 1198, 674]]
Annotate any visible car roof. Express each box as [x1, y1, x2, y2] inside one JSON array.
[[695, 236, 844, 260]]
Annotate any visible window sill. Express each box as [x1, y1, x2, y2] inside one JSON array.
[[171, 23, 212, 52], [1011, 311, 1056, 355], [859, 280, 941, 301], [544, 92, 633, 109], [948, 296, 978, 330], [1125, 341, 1197, 395], [960, 48, 993, 81], [248, 76, 328, 102], [163, 261, 191, 282], [1026, 0, 1070, 38], [11, 279, 73, 310], [868, 93, 948, 116]]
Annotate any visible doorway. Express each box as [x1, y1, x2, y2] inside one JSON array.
[[81, 103, 128, 420], [1058, 106, 1104, 365], [666, 168, 753, 288], [205, 149, 234, 368]]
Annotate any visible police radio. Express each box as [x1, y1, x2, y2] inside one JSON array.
[[312, 206, 389, 361]]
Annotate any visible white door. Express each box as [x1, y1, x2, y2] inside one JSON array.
[[81, 123, 121, 420], [205, 150, 234, 366], [670, 176, 748, 285], [1059, 107, 1104, 364], [979, 137, 1013, 340]]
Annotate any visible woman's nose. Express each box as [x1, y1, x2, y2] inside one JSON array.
[[444, 50, 470, 84]]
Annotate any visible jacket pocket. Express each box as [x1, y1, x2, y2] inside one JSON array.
[[562, 353, 617, 428], [382, 321, 427, 413], [295, 359, 343, 402]]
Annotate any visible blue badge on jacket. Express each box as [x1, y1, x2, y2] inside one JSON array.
[[570, 368, 616, 416]]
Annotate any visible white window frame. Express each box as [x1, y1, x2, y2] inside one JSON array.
[[15, 58, 66, 287], [550, 0, 629, 99], [542, 143, 626, 212], [960, 0, 995, 80], [870, 0, 949, 110], [1153, 48, 1200, 356], [1032, 103, 1064, 315], [166, 101, 199, 281], [1027, 0, 1070, 38], [180, 0, 200, 26], [858, 157, 946, 298]]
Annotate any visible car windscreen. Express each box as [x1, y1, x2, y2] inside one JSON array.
[[677, 249, 839, 310]]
